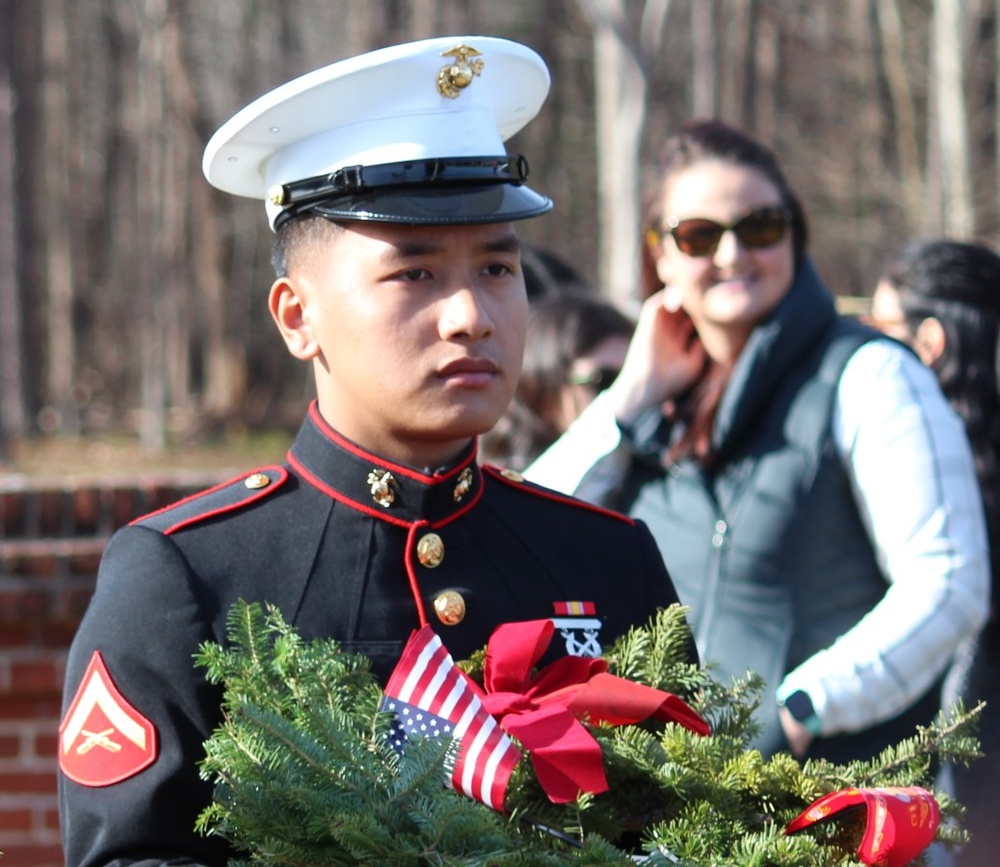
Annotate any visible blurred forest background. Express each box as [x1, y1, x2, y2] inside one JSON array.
[[0, 0, 997, 464]]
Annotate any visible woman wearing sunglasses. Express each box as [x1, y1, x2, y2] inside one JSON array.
[[527, 119, 990, 764]]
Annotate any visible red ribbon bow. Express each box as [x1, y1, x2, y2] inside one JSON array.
[[785, 786, 940, 867], [477, 619, 710, 803]]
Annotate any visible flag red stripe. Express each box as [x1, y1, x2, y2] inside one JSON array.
[[384, 626, 521, 811]]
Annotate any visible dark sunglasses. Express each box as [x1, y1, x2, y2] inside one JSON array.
[[566, 367, 621, 391], [663, 205, 790, 258]]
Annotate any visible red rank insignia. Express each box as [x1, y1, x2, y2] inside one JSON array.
[[59, 650, 158, 787]]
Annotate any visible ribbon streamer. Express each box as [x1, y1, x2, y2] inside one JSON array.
[[478, 619, 710, 803], [785, 785, 940, 867]]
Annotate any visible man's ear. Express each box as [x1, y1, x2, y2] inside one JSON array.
[[269, 277, 318, 360], [913, 316, 946, 366]]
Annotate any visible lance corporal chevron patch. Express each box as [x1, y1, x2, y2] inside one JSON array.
[[59, 650, 158, 787]]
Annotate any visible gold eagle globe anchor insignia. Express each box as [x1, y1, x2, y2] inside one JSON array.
[[367, 469, 398, 508], [436, 45, 484, 99], [452, 467, 474, 502]]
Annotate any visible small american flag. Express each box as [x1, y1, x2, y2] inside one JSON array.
[[380, 625, 521, 811]]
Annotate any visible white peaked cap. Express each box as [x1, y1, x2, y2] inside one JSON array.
[[202, 36, 553, 230]]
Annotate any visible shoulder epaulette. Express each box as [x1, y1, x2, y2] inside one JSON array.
[[482, 464, 635, 526], [132, 466, 289, 535]]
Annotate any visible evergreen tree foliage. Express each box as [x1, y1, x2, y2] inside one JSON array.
[[195, 601, 982, 866]]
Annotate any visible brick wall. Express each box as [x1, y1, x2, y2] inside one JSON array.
[[0, 473, 227, 866]]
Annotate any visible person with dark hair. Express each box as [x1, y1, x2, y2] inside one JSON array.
[[520, 244, 591, 299], [481, 293, 634, 469], [872, 239, 1000, 866], [57, 38, 691, 866], [528, 118, 990, 763]]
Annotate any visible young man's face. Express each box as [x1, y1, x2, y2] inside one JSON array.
[[270, 220, 528, 467]]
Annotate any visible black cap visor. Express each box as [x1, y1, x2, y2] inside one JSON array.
[[311, 182, 552, 226], [271, 155, 552, 228]]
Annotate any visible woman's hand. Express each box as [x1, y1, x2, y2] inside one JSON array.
[[779, 705, 814, 758], [606, 288, 706, 424]]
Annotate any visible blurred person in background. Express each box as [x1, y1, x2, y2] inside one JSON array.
[[528, 118, 990, 764], [481, 293, 634, 469], [873, 238, 1000, 866]]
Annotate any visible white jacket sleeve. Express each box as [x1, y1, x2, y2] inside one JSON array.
[[779, 339, 991, 735], [524, 390, 632, 506]]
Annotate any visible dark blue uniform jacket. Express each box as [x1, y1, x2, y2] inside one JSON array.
[[59, 403, 689, 866]]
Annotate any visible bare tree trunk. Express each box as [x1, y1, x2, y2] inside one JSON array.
[[42, 0, 78, 433], [754, 11, 779, 143], [876, 0, 925, 229], [720, 0, 758, 129], [134, 0, 169, 452], [691, 0, 717, 117], [996, 0, 1000, 222], [576, 0, 669, 309], [0, 2, 25, 457], [932, 0, 974, 237]]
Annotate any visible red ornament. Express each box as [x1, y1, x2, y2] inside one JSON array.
[[785, 786, 940, 867]]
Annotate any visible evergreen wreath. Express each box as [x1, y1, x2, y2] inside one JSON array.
[[194, 601, 982, 866]]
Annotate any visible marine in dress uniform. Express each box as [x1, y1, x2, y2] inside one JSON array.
[[58, 36, 690, 867]]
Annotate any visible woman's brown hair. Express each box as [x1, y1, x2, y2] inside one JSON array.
[[639, 119, 808, 466]]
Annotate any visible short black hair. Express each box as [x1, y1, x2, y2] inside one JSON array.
[[271, 215, 343, 278]]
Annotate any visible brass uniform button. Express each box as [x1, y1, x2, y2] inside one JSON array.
[[416, 532, 445, 568], [499, 468, 524, 482], [433, 589, 466, 626], [244, 472, 270, 490]]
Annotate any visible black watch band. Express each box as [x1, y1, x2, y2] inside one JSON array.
[[779, 689, 821, 735]]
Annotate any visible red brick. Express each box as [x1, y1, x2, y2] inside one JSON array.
[[68, 548, 103, 576], [35, 623, 78, 649], [0, 770, 57, 793], [0, 733, 19, 757], [56, 584, 96, 620], [10, 660, 61, 694], [13, 552, 58, 579], [0, 490, 27, 537], [110, 488, 140, 527], [71, 487, 102, 535], [0, 622, 31, 644], [0, 588, 51, 619], [33, 732, 58, 758], [0, 696, 61, 721], [36, 490, 67, 538], [0, 843, 65, 866], [0, 807, 32, 830], [43, 806, 60, 830]]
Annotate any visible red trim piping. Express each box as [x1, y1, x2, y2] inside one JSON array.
[[405, 521, 430, 627], [288, 450, 485, 528], [307, 402, 473, 484], [132, 466, 289, 535], [287, 450, 413, 528], [482, 465, 637, 526]]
